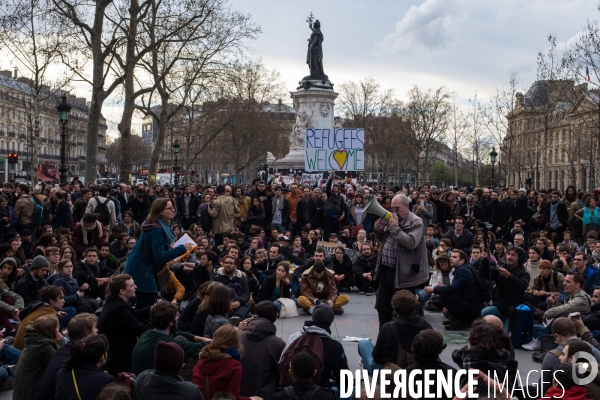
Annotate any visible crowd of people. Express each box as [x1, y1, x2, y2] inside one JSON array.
[[1, 174, 600, 399]]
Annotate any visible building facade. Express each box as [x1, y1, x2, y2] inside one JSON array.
[[0, 70, 107, 182], [503, 79, 596, 191]]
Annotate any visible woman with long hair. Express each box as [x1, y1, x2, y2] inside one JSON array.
[[13, 314, 61, 400], [575, 196, 600, 237], [61, 245, 78, 266], [192, 324, 259, 400], [290, 236, 306, 263], [123, 198, 193, 309], [347, 192, 372, 238], [31, 233, 56, 258], [55, 335, 114, 400], [531, 193, 549, 232], [332, 246, 355, 292], [256, 261, 291, 308], [48, 259, 93, 313], [203, 285, 235, 339], [239, 256, 260, 299]]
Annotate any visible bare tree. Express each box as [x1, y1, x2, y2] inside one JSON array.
[[0, 0, 77, 185], [445, 95, 467, 187], [403, 86, 451, 184]]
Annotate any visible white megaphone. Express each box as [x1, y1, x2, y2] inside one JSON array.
[[364, 196, 393, 222]]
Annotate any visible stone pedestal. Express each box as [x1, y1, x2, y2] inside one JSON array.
[[270, 79, 338, 171]]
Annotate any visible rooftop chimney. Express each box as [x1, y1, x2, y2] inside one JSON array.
[[12, 68, 17, 79], [278, 99, 282, 111]]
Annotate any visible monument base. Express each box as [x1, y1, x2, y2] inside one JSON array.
[[269, 83, 338, 172]]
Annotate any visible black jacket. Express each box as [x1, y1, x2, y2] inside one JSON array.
[[544, 200, 569, 227], [193, 265, 214, 290], [484, 200, 507, 227], [582, 302, 600, 332], [97, 295, 151, 377], [55, 200, 72, 229], [76, 260, 114, 299], [214, 270, 251, 305], [480, 261, 530, 316], [240, 317, 286, 400], [372, 317, 432, 365], [72, 199, 88, 224], [272, 382, 335, 400], [38, 343, 72, 400], [352, 253, 377, 275], [331, 254, 353, 280], [256, 275, 291, 303], [444, 229, 474, 254], [15, 272, 48, 306], [176, 194, 201, 219], [137, 370, 204, 400], [297, 198, 317, 227], [55, 363, 115, 400]]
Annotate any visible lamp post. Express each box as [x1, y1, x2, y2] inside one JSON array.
[[173, 140, 180, 188], [439, 171, 443, 187], [57, 95, 72, 185], [489, 147, 498, 188]]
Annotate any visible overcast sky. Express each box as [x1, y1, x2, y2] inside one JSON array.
[[230, 0, 598, 103]]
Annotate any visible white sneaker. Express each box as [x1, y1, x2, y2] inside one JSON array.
[[522, 338, 541, 351]]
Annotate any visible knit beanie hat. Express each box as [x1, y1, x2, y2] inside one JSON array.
[[154, 340, 184, 373], [539, 260, 552, 269], [30, 255, 49, 269], [312, 304, 334, 325]]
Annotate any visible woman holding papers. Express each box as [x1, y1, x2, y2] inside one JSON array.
[[124, 198, 194, 309]]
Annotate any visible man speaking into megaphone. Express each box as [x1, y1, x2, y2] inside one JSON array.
[[372, 193, 430, 327]]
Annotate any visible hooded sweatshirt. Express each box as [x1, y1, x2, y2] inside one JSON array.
[[192, 352, 251, 400], [240, 317, 285, 400]]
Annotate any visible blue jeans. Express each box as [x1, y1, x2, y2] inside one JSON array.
[[415, 288, 430, 312], [60, 307, 77, 329], [481, 306, 508, 331], [0, 344, 20, 365], [357, 340, 381, 377], [232, 303, 251, 319]]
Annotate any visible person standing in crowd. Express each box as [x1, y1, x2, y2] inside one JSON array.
[[324, 172, 345, 238], [124, 198, 193, 309], [373, 193, 429, 326], [209, 185, 240, 247], [14, 184, 35, 236], [234, 186, 251, 231], [177, 185, 200, 230]]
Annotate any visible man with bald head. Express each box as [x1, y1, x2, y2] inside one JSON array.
[[373, 194, 429, 326]]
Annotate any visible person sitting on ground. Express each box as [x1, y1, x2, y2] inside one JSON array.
[[14, 285, 70, 350], [255, 262, 291, 309], [178, 282, 221, 336], [72, 213, 108, 260], [12, 314, 61, 400], [214, 255, 251, 324], [137, 340, 204, 400], [38, 313, 98, 400], [76, 246, 113, 300], [480, 244, 530, 328], [97, 274, 151, 377], [555, 338, 600, 399], [331, 246, 355, 293], [193, 251, 218, 290], [572, 252, 600, 296], [405, 330, 458, 400], [240, 301, 286, 400], [539, 317, 600, 396], [298, 261, 349, 315], [15, 254, 49, 306], [525, 259, 564, 311], [281, 304, 348, 391], [579, 286, 600, 332], [452, 319, 518, 397], [204, 284, 236, 339], [192, 324, 262, 400], [54, 334, 115, 400], [0, 259, 23, 337], [358, 290, 432, 376], [552, 245, 574, 274], [416, 253, 453, 314], [524, 246, 543, 287], [49, 259, 97, 314], [131, 301, 209, 375], [272, 352, 335, 400], [544, 363, 589, 400], [352, 242, 377, 295], [161, 267, 185, 305]]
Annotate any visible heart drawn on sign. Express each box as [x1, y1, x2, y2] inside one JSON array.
[[332, 150, 348, 170]]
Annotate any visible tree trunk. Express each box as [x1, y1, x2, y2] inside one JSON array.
[[148, 96, 170, 179], [30, 93, 40, 186]]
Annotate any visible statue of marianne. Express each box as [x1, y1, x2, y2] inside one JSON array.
[[306, 16, 326, 78]]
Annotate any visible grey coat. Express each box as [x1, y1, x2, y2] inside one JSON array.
[[374, 211, 429, 289]]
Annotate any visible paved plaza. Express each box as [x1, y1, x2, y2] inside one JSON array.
[[0, 292, 543, 399]]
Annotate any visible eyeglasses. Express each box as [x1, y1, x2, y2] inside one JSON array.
[[164, 207, 175, 210]]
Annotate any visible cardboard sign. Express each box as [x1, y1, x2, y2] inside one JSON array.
[[305, 128, 365, 172], [316, 241, 345, 256], [345, 248, 359, 263]]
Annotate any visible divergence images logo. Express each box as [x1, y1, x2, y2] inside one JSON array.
[[572, 351, 598, 385]]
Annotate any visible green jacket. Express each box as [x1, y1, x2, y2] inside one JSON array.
[[131, 329, 205, 375], [545, 288, 592, 319], [13, 326, 57, 400]]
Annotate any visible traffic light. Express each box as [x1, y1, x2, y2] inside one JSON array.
[[14, 153, 17, 164], [7, 154, 12, 164]]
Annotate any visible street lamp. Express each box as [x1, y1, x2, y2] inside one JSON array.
[[439, 171, 443, 187], [57, 95, 72, 184], [489, 147, 498, 188], [173, 140, 180, 188]]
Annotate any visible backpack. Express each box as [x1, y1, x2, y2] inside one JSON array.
[[386, 320, 417, 369], [279, 332, 325, 387], [200, 204, 212, 233], [468, 265, 493, 303], [93, 196, 111, 226], [116, 372, 137, 400], [31, 198, 44, 226]]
